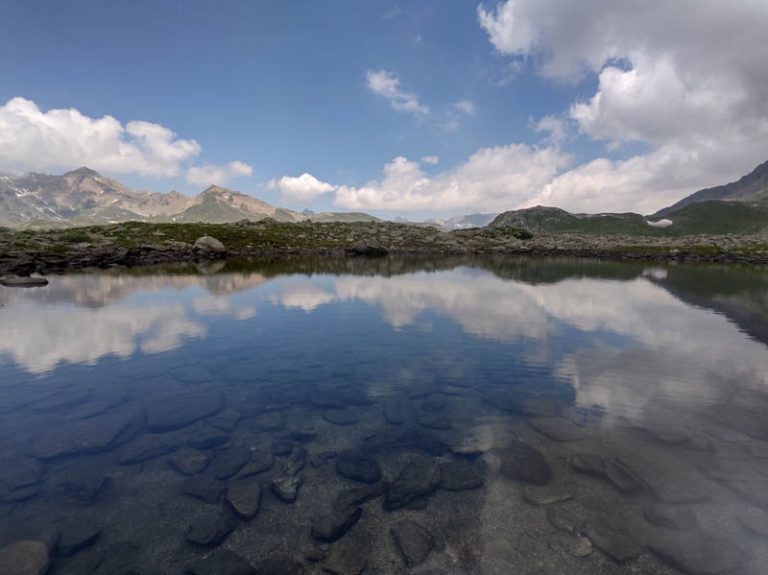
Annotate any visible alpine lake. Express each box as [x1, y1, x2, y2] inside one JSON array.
[[1, 256, 767, 575]]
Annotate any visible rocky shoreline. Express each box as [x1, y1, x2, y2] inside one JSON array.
[[1, 220, 767, 277]]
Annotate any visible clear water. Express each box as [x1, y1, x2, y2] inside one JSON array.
[[1, 257, 767, 574]]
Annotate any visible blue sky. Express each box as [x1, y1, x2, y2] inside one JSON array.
[[1, 1, 767, 217]]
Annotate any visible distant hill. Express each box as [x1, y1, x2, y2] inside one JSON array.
[[489, 206, 659, 235], [0, 167, 377, 227], [653, 159, 768, 219]]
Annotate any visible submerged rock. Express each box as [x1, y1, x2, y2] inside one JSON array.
[[226, 480, 262, 520], [396, 427, 450, 455], [418, 413, 452, 430], [205, 446, 251, 480], [188, 425, 230, 450], [584, 518, 644, 564], [54, 474, 109, 505], [168, 448, 210, 475], [522, 481, 575, 505], [498, 440, 552, 485], [571, 453, 645, 494], [252, 411, 285, 431], [384, 456, 441, 510], [271, 439, 294, 456], [528, 416, 587, 442], [272, 476, 302, 503], [207, 408, 242, 432], [390, 520, 435, 567], [311, 505, 363, 542], [239, 441, 275, 477], [27, 410, 136, 460], [186, 505, 239, 546], [336, 450, 382, 484], [323, 408, 359, 426], [146, 391, 223, 432], [119, 434, 182, 464], [182, 475, 226, 504], [334, 481, 389, 510], [283, 447, 308, 476], [0, 540, 50, 575]]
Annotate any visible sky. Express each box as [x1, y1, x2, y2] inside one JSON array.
[[1, 0, 767, 219]]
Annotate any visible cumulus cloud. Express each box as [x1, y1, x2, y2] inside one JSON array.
[[366, 70, 429, 117], [0, 97, 201, 177], [333, 144, 570, 212], [268, 173, 337, 202], [421, 155, 439, 165], [477, 0, 768, 212], [186, 161, 253, 186]]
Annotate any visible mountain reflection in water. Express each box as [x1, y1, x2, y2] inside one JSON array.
[[0, 257, 766, 574]]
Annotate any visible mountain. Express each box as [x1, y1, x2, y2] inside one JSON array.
[[0, 167, 376, 227], [489, 206, 660, 235], [427, 213, 498, 230], [653, 159, 768, 218]]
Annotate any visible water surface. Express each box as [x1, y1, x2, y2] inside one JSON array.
[[1, 257, 767, 574]]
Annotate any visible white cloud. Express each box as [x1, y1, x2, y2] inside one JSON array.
[[534, 115, 567, 144], [421, 155, 439, 165], [439, 99, 477, 132], [453, 100, 476, 116], [477, 0, 768, 213], [268, 173, 337, 202], [366, 70, 429, 117], [186, 161, 253, 186], [0, 97, 201, 177], [333, 144, 570, 212]]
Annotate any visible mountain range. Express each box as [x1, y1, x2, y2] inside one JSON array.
[[0, 167, 378, 228], [1, 159, 767, 233]]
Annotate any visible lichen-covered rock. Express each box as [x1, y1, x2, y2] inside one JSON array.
[[193, 236, 226, 253]]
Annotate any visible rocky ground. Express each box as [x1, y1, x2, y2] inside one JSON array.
[[1, 220, 767, 277]]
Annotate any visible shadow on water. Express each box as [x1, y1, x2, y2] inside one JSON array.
[[0, 255, 766, 574]]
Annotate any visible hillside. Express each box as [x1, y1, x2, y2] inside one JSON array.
[[489, 206, 660, 235], [653, 159, 768, 218]]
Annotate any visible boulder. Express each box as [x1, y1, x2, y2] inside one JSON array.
[[193, 236, 226, 253], [345, 240, 388, 257]]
